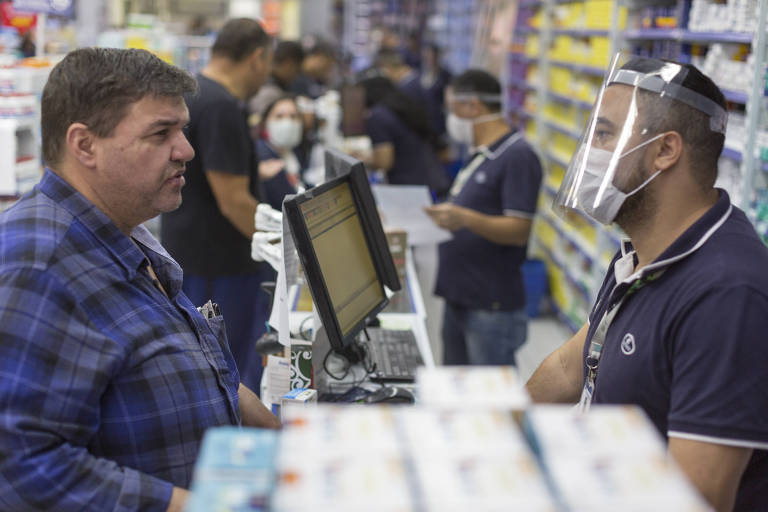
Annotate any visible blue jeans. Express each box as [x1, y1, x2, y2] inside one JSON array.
[[442, 302, 528, 365], [183, 268, 274, 393]]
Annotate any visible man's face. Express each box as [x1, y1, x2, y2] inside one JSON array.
[[91, 95, 193, 230], [591, 84, 651, 192], [445, 87, 482, 120], [591, 84, 659, 226]]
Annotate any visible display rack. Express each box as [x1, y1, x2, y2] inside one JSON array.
[[508, 0, 768, 331], [510, 0, 627, 330]]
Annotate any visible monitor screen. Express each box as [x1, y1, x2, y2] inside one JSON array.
[[299, 181, 385, 337], [284, 160, 394, 353], [324, 148, 401, 292]]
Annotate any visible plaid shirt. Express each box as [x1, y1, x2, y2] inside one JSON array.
[[0, 169, 241, 511]]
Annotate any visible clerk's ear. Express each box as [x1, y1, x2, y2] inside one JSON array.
[[653, 131, 683, 173], [65, 123, 98, 168]]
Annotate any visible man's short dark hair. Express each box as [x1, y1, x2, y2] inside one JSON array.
[[620, 57, 727, 189], [375, 47, 404, 69], [305, 41, 336, 60], [41, 47, 197, 167], [274, 40, 304, 65], [450, 69, 502, 112], [211, 18, 271, 62]]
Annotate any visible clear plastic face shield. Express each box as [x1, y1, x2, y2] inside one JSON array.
[[554, 54, 728, 225]]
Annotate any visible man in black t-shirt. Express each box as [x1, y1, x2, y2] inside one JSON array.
[[161, 18, 277, 392]]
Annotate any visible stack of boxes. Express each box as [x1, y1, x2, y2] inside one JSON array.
[[186, 367, 712, 510]]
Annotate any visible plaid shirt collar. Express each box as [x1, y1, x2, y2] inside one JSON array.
[[39, 168, 183, 297]]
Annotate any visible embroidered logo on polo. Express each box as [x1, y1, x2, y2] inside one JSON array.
[[621, 333, 636, 355]]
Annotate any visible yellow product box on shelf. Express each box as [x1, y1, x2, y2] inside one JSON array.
[[584, 0, 611, 29], [525, 121, 538, 141], [524, 34, 540, 58], [588, 36, 611, 68], [534, 218, 558, 249], [551, 133, 578, 156], [553, 3, 584, 29]]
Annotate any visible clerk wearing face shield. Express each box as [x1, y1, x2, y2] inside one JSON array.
[[425, 69, 542, 366], [527, 56, 768, 512]]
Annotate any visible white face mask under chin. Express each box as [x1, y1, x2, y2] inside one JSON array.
[[575, 134, 664, 225], [446, 112, 503, 146]]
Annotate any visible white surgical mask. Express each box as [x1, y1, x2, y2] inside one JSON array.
[[446, 112, 503, 146], [267, 118, 302, 149], [576, 134, 664, 225]]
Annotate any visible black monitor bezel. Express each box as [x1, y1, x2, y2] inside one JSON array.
[[283, 165, 391, 352], [324, 149, 402, 292]]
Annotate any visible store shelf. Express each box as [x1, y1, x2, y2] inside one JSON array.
[[508, 77, 536, 91], [542, 118, 582, 140], [518, 26, 539, 35], [552, 28, 610, 37], [546, 90, 594, 110], [721, 146, 768, 172], [510, 104, 535, 120], [539, 243, 593, 301], [550, 299, 581, 333], [623, 29, 754, 44], [545, 149, 572, 169], [540, 212, 597, 265], [721, 89, 749, 105], [509, 52, 534, 63], [549, 60, 606, 77]]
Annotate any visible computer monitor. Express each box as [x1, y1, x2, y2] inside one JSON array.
[[323, 148, 401, 292], [283, 153, 399, 356]]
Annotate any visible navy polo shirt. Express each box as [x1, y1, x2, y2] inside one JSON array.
[[435, 131, 542, 311], [585, 190, 768, 510]]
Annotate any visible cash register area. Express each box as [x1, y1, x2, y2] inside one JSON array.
[[186, 147, 712, 512], [6, 1, 758, 510]]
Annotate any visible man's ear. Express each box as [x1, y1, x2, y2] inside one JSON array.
[[653, 131, 683, 172], [250, 47, 265, 69], [65, 123, 98, 168]]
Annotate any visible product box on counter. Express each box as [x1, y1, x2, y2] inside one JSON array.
[[415, 366, 530, 411]]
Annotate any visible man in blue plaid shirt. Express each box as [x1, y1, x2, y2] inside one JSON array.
[[0, 48, 279, 512]]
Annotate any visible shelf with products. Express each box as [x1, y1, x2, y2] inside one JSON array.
[[623, 29, 753, 44], [548, 60, 606, 77], [541, 117, 582, 140], [546, 90, 594, 111], [507, 0, 629, 329], [551, 28, 610, 37], [620, 0, 768, 226]]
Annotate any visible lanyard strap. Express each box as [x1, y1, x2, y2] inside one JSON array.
[[577, 268, 665, 412], [449, 152, 486, 198]]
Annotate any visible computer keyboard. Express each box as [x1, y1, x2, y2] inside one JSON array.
[[365, 328, 424, 382]]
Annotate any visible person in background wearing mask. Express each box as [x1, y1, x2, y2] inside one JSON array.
[[360, 74, 450, 197], [249, 40, 304, 124], [161, 18, 274, 393], [526, 56, 768, 512], [256, 95, 308, 210], [425, 69, 542, 366]]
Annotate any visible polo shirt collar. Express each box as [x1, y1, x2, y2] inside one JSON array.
[[614, 189, 733, 284], [38, 168, 149, 279], [475, 130, 523, 161]]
